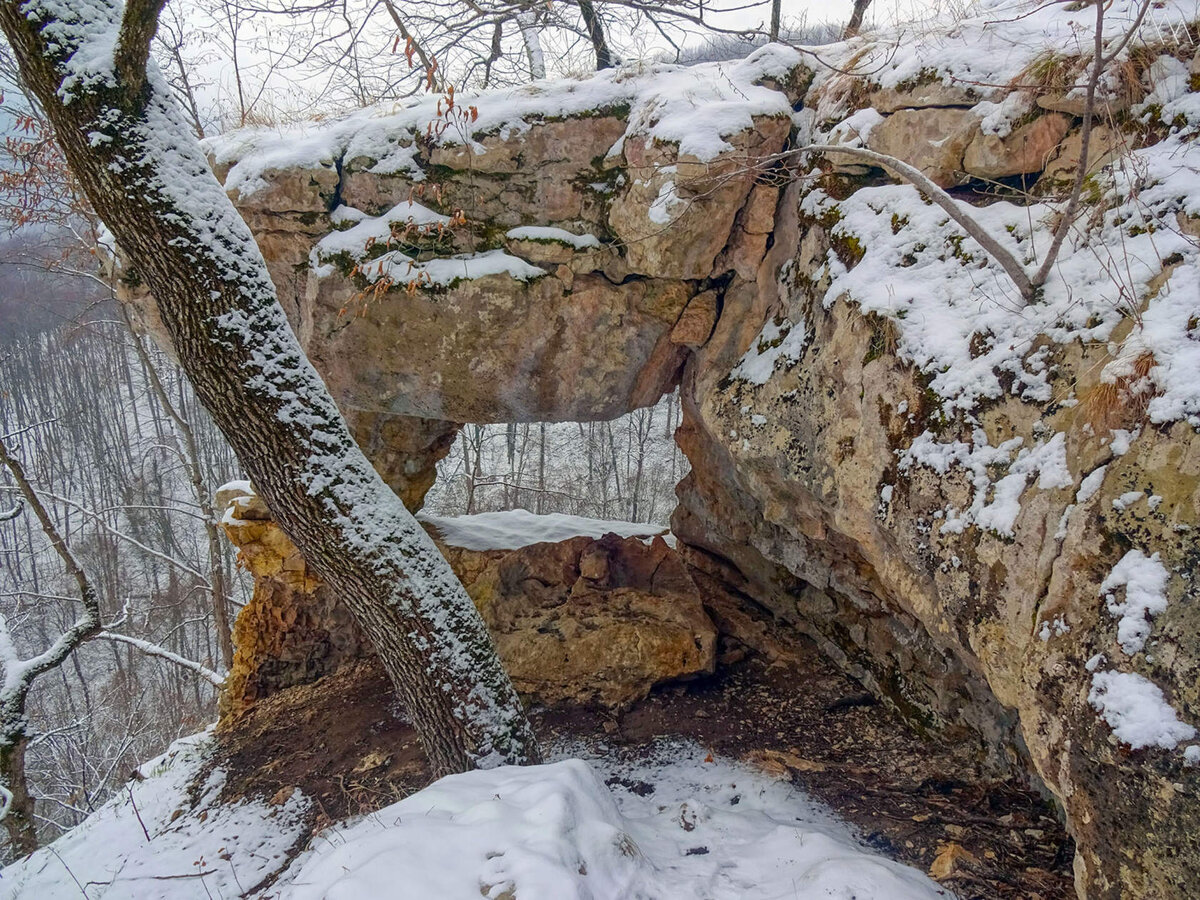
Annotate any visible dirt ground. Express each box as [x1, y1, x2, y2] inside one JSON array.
[[215, 634, 1074, 900]]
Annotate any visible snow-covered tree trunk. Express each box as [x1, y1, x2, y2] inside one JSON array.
[[0, 0, 538, 777], [516, 10, 546, 80]]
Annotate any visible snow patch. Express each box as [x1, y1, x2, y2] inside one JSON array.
[[1112, 490, 1145, 511], [729, 318, 809, 386], [899, 431, 1070, 537], [418, 509, 667, 551], [1100, 549, 1171, 655], [1075, 466, 1107, 503], [1089, 670, 1196, 750], [506, 226, 601, 249]]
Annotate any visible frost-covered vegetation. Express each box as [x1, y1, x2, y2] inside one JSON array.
[[0, 308, 246, 857]]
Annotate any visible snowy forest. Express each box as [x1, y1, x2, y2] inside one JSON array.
[[2, 0, 1200, 897]]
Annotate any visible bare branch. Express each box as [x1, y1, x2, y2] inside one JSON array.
[[798, 144, 1034, 301], [27, 488, 210, 583], [1028, 0, 1153, 292], [95, 632, 224, 686], [381, 0, 437, 87], [1029, 0, 1106, 292], [0, 437, 99, 637]]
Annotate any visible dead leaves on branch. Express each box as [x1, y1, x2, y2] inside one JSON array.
[[340, 87, 477, 318]]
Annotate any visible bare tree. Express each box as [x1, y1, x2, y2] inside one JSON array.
[[843, 0, 871, 39], [186, 0, 775, 115], [0, 431, 101, 855], [123, 314, 235, 670]]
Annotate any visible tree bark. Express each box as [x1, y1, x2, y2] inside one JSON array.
[[577, 0, 613, 70], [0, 0, 538, 777], [843, 0, 872, 38], [0, 736, 37, 857]]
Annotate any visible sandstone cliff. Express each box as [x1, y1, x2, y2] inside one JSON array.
[[127, 2, 1200, 895]]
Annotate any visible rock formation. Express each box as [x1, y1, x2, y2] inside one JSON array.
[[218, 485, 716, 713], [126, 8, 1200, 896]]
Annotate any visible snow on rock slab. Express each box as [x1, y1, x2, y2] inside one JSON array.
[[1088, 670, 1196, 751], [0, 731, 310, 900], [281, 750, 949, 900], [418, 508, 668, 552]]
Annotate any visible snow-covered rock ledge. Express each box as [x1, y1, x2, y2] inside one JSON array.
[[120, 1, 1200, 894]]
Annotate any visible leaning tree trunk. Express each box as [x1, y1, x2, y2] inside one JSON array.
[[0, 0, 539, 777]]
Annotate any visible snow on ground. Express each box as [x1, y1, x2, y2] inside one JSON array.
[[276, 737, 949, 900], [0, 732, 311, 900], [0, 734, 948, 899], [418, 508, 667, 551]]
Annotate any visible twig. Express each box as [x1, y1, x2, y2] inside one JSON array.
[[127, 785, 151, 843], [97, 632, 224, 686], [49, 847, 91, 899]]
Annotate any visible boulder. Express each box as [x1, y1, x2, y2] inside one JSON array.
[[1038, 124, 1119, 189], [1037, 91, 1131, 118], [963, 113, 1071, 179], [670, 290, 719, 349], [866, 108, 979, 188], [445, 533, 717, 707], [869, 82, 983, 114], [609, 118, 791, 279], [217, 489, 717, 713]]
